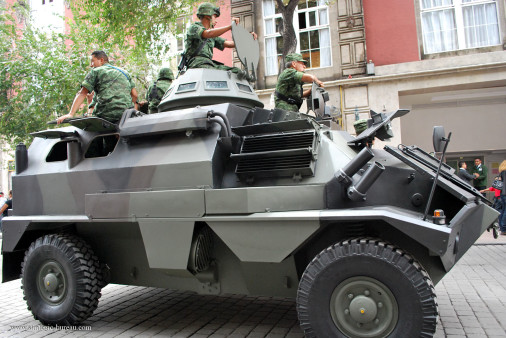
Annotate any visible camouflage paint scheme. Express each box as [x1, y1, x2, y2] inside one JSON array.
[[2, 69, 498, 296], [1, 23, 499, 335]]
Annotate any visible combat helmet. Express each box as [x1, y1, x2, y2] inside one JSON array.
[[197, 2, 220, 17], [158, 67, 174, 81], [353, 119, 368, 135], [286, 53, 307, 64]]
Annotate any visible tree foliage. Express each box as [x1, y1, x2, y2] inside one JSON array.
[[71, 0, 201, 58], [0, 0, 199, 147], [0, 5, 89, 146]]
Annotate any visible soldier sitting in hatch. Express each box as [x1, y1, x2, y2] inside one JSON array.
[[57, 50, 138, 125], [184, 2, 257, 74], [138, 67, 174, 114], [275, 53, 324, 112]]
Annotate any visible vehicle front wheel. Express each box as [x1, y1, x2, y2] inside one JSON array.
[[21, 234, 103, 325], [297, 238, 438, 338]]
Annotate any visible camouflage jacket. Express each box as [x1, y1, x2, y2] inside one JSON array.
[[185, 21, 226, 69], [145, 78, 172, 113], [82, 63, 135, 123], [274, 68, 304, 112]]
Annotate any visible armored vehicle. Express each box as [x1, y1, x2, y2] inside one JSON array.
[[2, 24, 499, 338]]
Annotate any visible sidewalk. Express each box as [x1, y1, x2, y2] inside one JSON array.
[[0, 231, 505, 337]]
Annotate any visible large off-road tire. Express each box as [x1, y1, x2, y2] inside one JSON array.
[[21, 234, 103, 326], [297, 238, 438, 338]]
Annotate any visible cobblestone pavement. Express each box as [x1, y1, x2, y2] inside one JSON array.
[[1, 231, 505, 337]]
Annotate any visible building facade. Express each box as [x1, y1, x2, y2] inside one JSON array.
[[4, 0, 505, 192], [242, 0, 505, 189]]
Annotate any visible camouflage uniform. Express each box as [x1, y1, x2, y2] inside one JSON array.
[[88, 93, 97, 112], [184, 22, 240, 73], [146, 68, 174, 114], [82, 63, 135, 123], [275, 68, 304, 112]]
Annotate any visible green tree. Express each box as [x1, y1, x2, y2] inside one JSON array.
[[71, 0, 201, 59], [0, 5, 90, 146], [0, 0, 199, 147]]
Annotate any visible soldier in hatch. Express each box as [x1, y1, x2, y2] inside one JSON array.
[[57, 50, 138, 124], [184, 2, 257, 73], [275, 53, 324, 112], [139, 67, 174, 114]]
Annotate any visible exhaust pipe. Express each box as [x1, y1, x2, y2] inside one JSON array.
[[347, 161, 385, 201], [337, 147, 374, 185]]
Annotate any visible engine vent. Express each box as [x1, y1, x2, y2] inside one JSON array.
[[232, 130, 318, 179], [188, 227, 214, 274], [241, 132, 315, 153]]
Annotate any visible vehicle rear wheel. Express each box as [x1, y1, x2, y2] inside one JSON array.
[[21, 234, 103, 325], [297, 238, 438, 338]]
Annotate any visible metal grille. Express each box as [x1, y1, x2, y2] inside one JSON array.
[[236, 154, 312, 173], [234, 130, 317, 179], [189, 227, 213, 273], [241, 132, 315, 153]]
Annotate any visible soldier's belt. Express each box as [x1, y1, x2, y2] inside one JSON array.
[[275, 91, 302, 108]]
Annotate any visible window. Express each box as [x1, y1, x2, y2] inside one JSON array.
[[421, 0, 500, 54], [206, 81, 228, 89], [85, 134, 118, 159], [177, 82, 197, 92], [174, 17, 192, 66], [263, 0, 331, 76], [236, 83, 253, 93], [30, 0, 64, 33], [46, 141, 68, 162]]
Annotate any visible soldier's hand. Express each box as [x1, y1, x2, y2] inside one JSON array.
[[57, 113, 71, 125], [250, 31, 258, 40], [231, 17, 240, 25]]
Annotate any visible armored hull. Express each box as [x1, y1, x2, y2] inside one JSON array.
[[2, 67, 498, 337]]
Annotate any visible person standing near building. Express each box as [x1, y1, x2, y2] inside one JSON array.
[[0, 190, 12, 235], [57, 50, 138, 124], [498, 160, 506, 235], [471, 158, 488, 192], [184, 2, 257, 74], [458, 161, 476, 184], [274, 53, 324, 112]]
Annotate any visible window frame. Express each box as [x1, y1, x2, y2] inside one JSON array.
[[262, 0, 332, 76], [420, 0, 501, 54]]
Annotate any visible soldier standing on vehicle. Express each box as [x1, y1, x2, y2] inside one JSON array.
[[57, 50, 138, 124], [183, 2, 257, 74], [275, 53, 324, 112], [139, 67, 174, 114]]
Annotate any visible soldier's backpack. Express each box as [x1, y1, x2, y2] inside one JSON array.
[[149, 81, 160, 102]]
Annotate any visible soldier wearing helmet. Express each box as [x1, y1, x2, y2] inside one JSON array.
[[274, 53, 324, 112], [183, 2, 257, 73], [141, 67, 174, 114]]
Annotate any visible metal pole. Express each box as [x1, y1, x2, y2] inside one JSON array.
[[423, 132, 452, 221]]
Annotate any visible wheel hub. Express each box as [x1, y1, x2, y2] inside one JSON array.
[[330, 276, 398, 338], [43, 273, 59, 292], [349, 295, 377, 323], [37, 261, 67, 305]]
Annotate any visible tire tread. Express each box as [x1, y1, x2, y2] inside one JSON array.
[[21, 233, 103, 326], [297, 237, 438, 337]]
